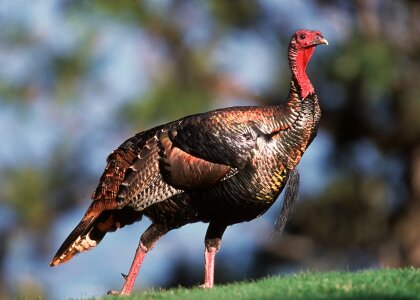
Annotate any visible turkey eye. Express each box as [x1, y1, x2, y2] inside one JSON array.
[[299, 34, 306, 40]]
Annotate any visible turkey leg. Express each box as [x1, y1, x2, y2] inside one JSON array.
[[108, 223, 169, 295], [203, 222, 227, 288]]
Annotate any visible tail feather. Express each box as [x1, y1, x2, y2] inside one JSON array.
[[49, 214, 98, 266], [50, 204, 143, 267]]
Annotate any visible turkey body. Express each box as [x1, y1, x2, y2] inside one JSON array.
[[142, 92, 320, 229], [50, 29, 327, 295]]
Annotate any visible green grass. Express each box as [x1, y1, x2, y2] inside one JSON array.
[[106, 268, 420, 300]]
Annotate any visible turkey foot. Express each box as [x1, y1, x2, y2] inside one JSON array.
[[107, 243, 147, 295]]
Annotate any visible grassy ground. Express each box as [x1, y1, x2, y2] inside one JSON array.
[[106, 268, 420, 300]]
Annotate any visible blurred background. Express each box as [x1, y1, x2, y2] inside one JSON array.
[[0, 0, 419, 298]]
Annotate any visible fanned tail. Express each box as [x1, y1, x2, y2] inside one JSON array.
[[272, 168, 300, 237]]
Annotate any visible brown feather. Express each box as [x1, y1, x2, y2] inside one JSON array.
[[50, 203, 142, 267], [49, 202, 103, 266], [159, 131, 231, 190]]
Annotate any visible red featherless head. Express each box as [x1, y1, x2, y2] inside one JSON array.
[[291, 29, 328, 50], [288, 29, 328, 99]]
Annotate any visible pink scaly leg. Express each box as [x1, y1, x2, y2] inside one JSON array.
[[203, 222, 227, 288], [204, 246, 218, 288], [108, 223, 169, 296], [118, 242, 147, 295]]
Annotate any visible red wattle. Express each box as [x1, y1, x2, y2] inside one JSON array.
[[293, 47, 315, 99]]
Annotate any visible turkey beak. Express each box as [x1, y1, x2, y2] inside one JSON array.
[[314, 35, 328, 46]]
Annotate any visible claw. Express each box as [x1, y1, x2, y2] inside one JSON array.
[[107, 290, 120, 295], [121, 273, 128, 280]]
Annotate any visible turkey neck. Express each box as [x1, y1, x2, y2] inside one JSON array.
[[288, 44, 315, 100]]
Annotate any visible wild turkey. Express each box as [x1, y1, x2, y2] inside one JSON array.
[[50, 29, 328, 295]]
